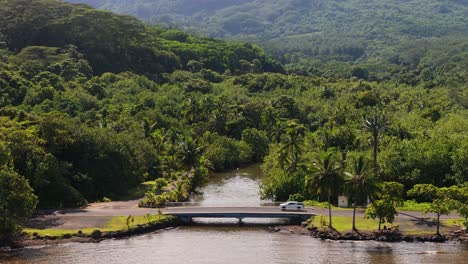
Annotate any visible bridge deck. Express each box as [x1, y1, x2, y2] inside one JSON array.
[[162, 207, 316, 220]]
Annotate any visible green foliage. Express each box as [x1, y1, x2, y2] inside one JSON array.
[[447, 185, 468, 229], [408, 184, 456, 235], [0, 0, 280, 76], [0, 168, 38, 245], [365, 181, 404, 230], [306, 152, 345, 228], [241, 128, 269, 162], [344, 156, 380, 230], [203, 133, 252, 171], [288, 193, 305, 202], [74, 0, 467, 85], [365, 200, 398, 230], [398, 200, 430, 212]]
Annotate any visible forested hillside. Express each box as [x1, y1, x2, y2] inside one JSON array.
[[68, 0, 468, 83], [0, 0, 466, 215]]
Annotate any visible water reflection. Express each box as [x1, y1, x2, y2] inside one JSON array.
[[190, 164, 264, 207]]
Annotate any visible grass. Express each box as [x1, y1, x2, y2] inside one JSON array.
[[303, 200, 350, 210], [308, 215, 381, 233], [304, 199, 431, 212], [307, 214, 464, 235], [397, 200, 431, 212], [23, 214, 175, 238]]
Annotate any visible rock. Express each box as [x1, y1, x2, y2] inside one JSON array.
[[431, 235, 446, 243], [62, 234, 72, 239], [91, 230, 102, 239]]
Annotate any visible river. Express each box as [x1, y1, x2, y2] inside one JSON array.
[[1, 165, 467, 263]]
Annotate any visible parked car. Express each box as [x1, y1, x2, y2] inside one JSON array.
[[279, 201, 304, 211]]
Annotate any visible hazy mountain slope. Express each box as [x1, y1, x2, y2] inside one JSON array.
[[67, 0, 468, 79], [67, 0, 468, 40], [0, 0, 280, 76]]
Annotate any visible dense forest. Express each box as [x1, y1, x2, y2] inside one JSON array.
[[69, 0, 468, 82], [0, 0, 467, 244]]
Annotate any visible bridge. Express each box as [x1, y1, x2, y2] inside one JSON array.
[[162, 207, 316, 224]]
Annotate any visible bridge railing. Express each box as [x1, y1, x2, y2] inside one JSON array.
[[162, 201, 285, 207]]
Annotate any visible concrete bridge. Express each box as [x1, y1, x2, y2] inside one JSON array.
[[162, 207, 316, 224]]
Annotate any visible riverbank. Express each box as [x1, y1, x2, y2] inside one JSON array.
[[272, 214, 468, 243], [273, 225, 468, 243], [13, 215, 179, 249]]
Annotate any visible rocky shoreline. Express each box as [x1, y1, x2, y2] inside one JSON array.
[[10, 222, 180, 249], [6, 221, 467, 250], [271, 225, 468, 243]]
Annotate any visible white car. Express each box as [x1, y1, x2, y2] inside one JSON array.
[[279, 201, 304, 211]]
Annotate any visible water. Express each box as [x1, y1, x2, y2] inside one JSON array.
[[1, 164, 467, 264]]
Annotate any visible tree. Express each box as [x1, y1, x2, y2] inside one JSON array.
[[0, 168, 38, 245], [142, 118, 157, 138], [241, 128, 269, 162], [344, 156, 379, 231], [447, 185, 468, 231], [363, 109, 389, 172], [306, 153, 344, 228], [408, 184, 454, 235], [365, 182, 404, 230], [278, 120, 306, 173], [178, 137, 202, 172], [175, 180, 190, 202]]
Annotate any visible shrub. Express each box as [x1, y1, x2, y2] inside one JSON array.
[[288, 193, 305, 202]]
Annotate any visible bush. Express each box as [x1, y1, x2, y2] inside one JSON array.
[[139, 192, 167, 208], [153, 178, 168, 193], [0, 169, 38, 245], [203, 135, 252, 171], [288, 193, 305, 202]]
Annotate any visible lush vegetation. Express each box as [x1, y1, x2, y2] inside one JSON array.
[[0, 0, 467, 244], [71, 0, 468, 84]]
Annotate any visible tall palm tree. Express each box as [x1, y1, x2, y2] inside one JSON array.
[[363, 109, 389, 172], [279, 120, 306, 173], [306, 153, 344, 228], [344, 156, 380, 231]]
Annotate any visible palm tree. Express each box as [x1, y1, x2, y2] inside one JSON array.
[[172, 180, 190, 202], [178, 137, 202, 172], [363, 109, 389, 172], [279, 120, 306, 173], [344, 156, 380, 231], [306, 153, 344, 228], [183, 98, 200, 123], [142, 118, 157, 138]]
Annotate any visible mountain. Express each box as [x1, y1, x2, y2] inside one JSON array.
[[68, 0, 468, 81], [0, 0, 282, 76]]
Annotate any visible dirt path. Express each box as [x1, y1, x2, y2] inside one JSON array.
[[27, 200, 155, 230]]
